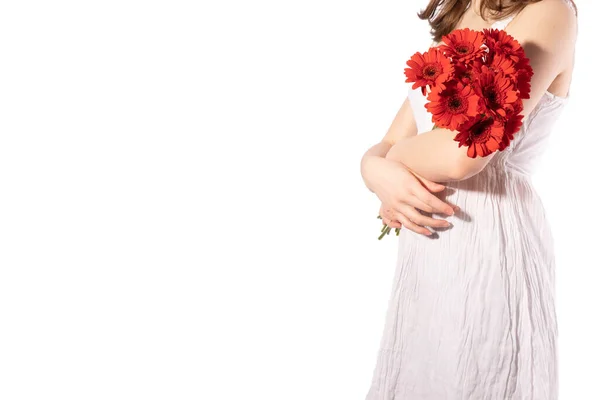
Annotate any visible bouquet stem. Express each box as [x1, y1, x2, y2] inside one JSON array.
[[376, 215, 401, 240]]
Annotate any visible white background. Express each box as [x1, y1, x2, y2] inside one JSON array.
[[0, 0, 597, 399]]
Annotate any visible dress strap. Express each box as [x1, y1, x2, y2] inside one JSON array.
[[490, 15, 515, 31]]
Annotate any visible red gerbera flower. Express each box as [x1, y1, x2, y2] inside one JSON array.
[[475, 65, 519, 118], [404, 48, 453, 96], [499, 100, 525, 150], [486, 54, 517, 76], [454, 114, 505, 158], [426, 81, 480, 131], [514, 56, 534, 99], [454, 60, 483, 86], [483, 28, 525, 63], [440, 28, 486, 63]]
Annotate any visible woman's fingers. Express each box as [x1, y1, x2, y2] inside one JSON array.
[[407, 171, 460, 214], [382, 218, 402, 229], [411, 171, 447, 193], [407, 196, 459, 216], [410, 185, 456, 215], [379, 204, 403, 229], [383, 205, 424, 235], [381, 210, 402, 229], [404, 196, 436, 214], [398, 203, 450, 229], [381, 203, 431, 236], [395, 212, 433, 236]]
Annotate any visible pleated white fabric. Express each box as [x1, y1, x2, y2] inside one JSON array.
[[365, 7, 575, 399]]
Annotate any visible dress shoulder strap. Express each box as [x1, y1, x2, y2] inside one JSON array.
[[490, 15, 515, 31]]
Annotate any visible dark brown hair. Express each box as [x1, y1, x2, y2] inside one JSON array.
[[418, 0, 578, 43]]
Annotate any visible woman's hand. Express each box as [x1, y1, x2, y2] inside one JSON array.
[[379, 202, 403, 230], [362, 155, 458, 236]]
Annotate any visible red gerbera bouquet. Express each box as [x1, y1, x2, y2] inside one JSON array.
[[404, 28, 533, 158]]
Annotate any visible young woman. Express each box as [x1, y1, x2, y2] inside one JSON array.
[[360, 0, 578, 398]]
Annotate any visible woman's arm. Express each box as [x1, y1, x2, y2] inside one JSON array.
[[361, 95, 418, 193], [361, 94, 458, 228], [382, 94, 419, 144], [385, 0, 577, 183]]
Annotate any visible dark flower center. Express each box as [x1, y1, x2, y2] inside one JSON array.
[[422, 63, 440, 80], [483, 86, 500, 106], [456, 42, 474, 55], [471, 118, 494, 142], [471, 119, 492, 137], [447, 95, 466, 113]]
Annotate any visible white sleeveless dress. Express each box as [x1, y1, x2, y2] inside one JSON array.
[[365, 4, 576, 399]]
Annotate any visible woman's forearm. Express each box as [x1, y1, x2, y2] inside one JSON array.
[[385, 132, 461, 183], [385, 128, 494, 183]]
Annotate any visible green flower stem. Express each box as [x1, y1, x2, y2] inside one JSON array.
[[377, 214, 401, 240], [378, 226, 389, 240]]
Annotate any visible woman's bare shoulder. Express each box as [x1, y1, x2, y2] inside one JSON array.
[[502, 0, 577, 111], [509, 0, 577, 66], [514, 0, 578, 39]]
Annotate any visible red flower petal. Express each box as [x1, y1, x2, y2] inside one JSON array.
[[426, 81, 480, 131], [404, 48, 453, 96], [484, 28, 524, 63], [475, 65, 519, 118], [454, 115, 505, 158], [440, 28, 486, 64]]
